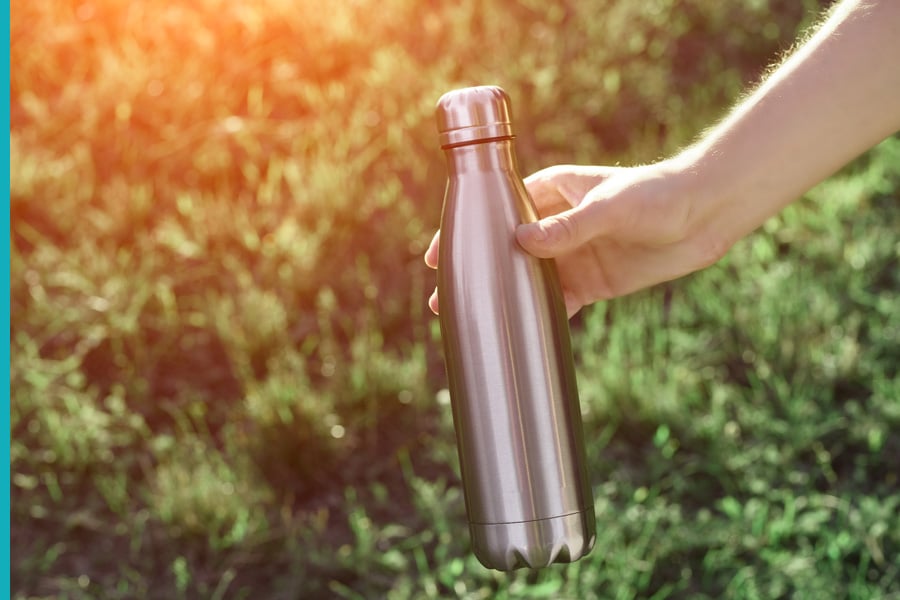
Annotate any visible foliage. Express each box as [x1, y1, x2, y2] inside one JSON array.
[[11, 0, 899, 597]]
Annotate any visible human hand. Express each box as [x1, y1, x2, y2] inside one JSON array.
[[424, 165, 615, 316], [428, 0, 900, 318], [513, 159, 732, 315], [425, 159, 730, 317]]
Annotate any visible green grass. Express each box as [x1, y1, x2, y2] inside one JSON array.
[[10, 0, 899, 597]]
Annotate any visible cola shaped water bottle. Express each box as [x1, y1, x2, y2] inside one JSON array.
[[434, 85, 595, 571]]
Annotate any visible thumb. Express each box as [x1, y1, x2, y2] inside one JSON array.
[[517, 191, 614, 258]]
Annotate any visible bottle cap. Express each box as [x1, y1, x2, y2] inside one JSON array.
[[435, 86, 514, 148]]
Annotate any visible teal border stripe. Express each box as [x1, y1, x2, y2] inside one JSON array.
[[4, 0, 13, 593]]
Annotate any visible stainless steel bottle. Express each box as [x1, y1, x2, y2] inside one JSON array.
[[435, 86, 595, 571]]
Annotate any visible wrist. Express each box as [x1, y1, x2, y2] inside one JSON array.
[[659, 149, 717, 237], [664, 146, 738, 267]]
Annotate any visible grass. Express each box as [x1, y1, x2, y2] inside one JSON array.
[[10, 0, 899, 597]]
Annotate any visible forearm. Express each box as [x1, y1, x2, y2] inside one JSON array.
[[679, 0, 900, 246]]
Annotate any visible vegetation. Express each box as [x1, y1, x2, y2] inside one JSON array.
[[11, 0, 898, 597]]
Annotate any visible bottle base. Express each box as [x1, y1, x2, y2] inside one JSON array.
[[469, 509, 596, 571]]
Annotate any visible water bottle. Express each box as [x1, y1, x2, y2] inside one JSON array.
[[434, 85, 595, 571]]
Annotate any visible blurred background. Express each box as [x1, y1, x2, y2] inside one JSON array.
[[10, 0, 899, 598]]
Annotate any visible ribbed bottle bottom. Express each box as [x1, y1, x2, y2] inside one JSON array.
[[469, 509, 596, 571]]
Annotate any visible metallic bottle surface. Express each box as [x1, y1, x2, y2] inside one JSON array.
[[435, 86, 595, 571]]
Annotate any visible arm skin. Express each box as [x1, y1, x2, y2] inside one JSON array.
[[426, 0, 900, 317], [675, 0, 900, 265]]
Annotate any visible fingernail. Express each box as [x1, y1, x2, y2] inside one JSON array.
[[428, 289, 439, 315]]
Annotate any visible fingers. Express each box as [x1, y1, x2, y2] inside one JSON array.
[[524, 165, 619, 214], [424, 230, 440, 269], [425, 165, 624, 315], [562, 292, 581, 320], [524, 165, 619, 201], [424, 230, 440, 313], [518, 166, 624, 258], [428, 287, 439, 315], [516, 198, 615, 259]]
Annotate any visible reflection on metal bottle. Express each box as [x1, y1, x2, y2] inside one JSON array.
[[435, 86, 596, 571]]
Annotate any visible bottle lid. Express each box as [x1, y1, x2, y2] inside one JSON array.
[[435, 86, 514, 148]]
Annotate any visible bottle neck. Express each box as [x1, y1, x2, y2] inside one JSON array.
[[443, 138, 520, 175]]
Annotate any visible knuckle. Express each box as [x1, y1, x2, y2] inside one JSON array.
[[554, 214, 579, 246], [693, 233, 732, 268]]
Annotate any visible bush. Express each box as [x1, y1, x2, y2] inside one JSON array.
[[15, 0, 900, 598]]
